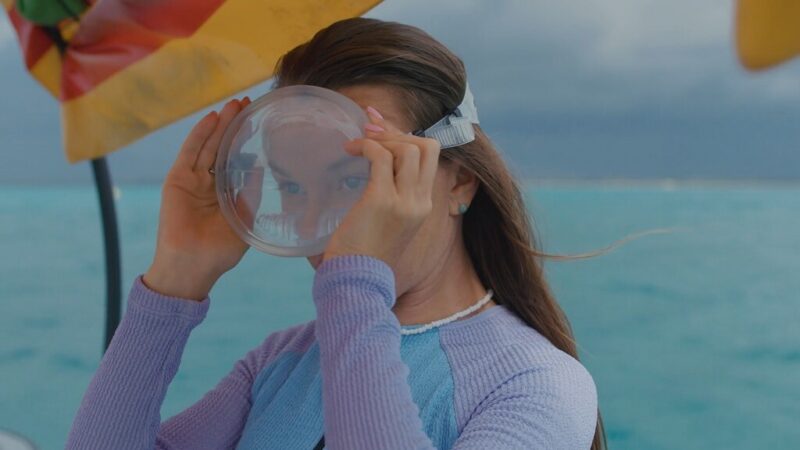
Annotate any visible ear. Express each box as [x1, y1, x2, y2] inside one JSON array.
[[446, 161, 479, 216]]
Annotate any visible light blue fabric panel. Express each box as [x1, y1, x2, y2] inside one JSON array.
[[237, 330, 459, 449]]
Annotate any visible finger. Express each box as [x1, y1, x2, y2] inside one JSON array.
[[194, 99, 243, 172], [344, 138, 395, 196], [221, 97, 255, 176], [414, 136, 440, 193], [365, 105, 406, 135], [195, 99, 242, 171], [364, 127, 440, 194], [175, 111, 219, 169], [371, 139, 420, 197]]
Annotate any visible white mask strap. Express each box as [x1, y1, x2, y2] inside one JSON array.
[[413, 82, 479, 149]]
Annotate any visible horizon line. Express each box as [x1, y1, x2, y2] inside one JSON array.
[[2, 177, 800, 189]]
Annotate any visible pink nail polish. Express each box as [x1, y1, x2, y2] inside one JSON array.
[[365, 123, 385, 133], [366, 106, 384, 120]]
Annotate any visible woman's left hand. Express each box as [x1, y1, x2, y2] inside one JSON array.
[[321, 108, 441, 269]]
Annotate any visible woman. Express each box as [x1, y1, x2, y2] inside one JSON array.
[[66, 17, 605, 450]]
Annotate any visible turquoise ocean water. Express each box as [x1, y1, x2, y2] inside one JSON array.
[[1, 184, 798, 449]]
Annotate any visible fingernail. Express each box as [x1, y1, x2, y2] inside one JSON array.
[[365, 123, 385, 133], [366, 106, 383, 120]]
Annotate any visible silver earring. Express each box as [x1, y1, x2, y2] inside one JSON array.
[[458, 203, 469, 214]]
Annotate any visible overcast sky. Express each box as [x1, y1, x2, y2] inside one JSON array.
[[1, 0, 799, 184]]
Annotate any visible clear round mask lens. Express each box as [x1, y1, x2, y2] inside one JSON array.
[[214, 85, 369, 257]]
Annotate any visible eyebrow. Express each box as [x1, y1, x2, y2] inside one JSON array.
[[268, 155, 364, 178]]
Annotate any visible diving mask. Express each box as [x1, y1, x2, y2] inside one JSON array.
[[214, 83, 479, 257]]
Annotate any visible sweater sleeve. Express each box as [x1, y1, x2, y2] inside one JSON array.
[[451, 364, 599, 449], [312, 254, 436, 450], [65, 275, 257, 450]]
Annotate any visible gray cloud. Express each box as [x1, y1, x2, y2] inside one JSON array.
[[1, 1, 799, 183], [369, 0, 800, 113], [364, 0, 800, 179]]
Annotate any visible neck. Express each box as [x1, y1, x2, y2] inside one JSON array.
[[391, 238, 495, 327]]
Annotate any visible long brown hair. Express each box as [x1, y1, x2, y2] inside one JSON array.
[[273, 17, 607, 450]]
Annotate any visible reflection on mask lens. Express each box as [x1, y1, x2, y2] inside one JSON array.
[[317, 209, 348, 237], [255, 212, 298, 243], [255, 209, 349, 245]]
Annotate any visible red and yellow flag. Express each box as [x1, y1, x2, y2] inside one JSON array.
[[736, 0, 800, 70], [3, 0, 381, 163]]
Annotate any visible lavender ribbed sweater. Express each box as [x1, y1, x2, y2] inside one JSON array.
[[65, 255, 598, 449]]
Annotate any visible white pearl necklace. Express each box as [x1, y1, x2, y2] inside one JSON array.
[[399, 289, 495, 335]]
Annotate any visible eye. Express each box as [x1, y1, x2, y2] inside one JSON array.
[[340, 176, 368, 191], [278, 181, 302, 195]]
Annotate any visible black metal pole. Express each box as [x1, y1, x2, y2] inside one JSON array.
[[90, 157, 121, 353], [44, 22, 120, 354]]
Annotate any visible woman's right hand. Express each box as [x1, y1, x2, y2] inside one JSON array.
[[143, 97, 259, 301]]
